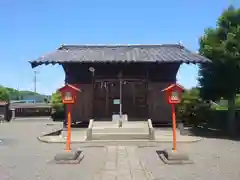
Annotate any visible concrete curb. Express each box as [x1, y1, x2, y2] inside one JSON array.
[[37, 135, 203, 144], [43, 129, 62, 136]]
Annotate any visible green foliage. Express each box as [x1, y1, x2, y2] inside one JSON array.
[[199, 6, 240, 100], [235, 94, 240, 107], [181, 88, 200, 101], [198, 6, 240, 134], [0, 85, 48, 101], [0, 86, 46, 101], [50, 91, 64, 120], [176, 88, 210, 125], [51, 91, 64, 111], [0, 87, 10, 101], [5, 87, 20, 100]]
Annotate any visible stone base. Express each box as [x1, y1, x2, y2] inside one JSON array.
[[112, 114, 128, 124], [54, 150, 84, 164], [156, 150, 193, 165]]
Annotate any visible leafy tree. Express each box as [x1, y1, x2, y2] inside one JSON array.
[[51, 91, 64, 111], [0, 87, 10, 101], [177, 87, 210, 125], [198, 6, 240, 135], [236, 95, 240, 107], [0, 85, 48, 102], [50, 91, 64, 120], [5, 87, 20, 100], [181, 88, 200, 101]]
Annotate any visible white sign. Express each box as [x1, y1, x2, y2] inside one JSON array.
[[113, 99, 120, 104]]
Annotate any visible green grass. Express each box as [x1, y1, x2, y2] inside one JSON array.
[[212, 106, 240, 111], [215, 106, 228, 110]]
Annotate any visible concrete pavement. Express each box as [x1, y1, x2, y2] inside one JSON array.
[[1, 118, 240, 180], [93, 146, 152, 180]]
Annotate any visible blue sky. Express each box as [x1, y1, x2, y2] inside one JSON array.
[[0, 0, 235, 95]]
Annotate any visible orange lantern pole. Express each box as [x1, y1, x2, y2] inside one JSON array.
[[171, 104, 177, 152], [162, 84, 184, 152], [58, 84, 81, 153], [66, 104, 72, 152]]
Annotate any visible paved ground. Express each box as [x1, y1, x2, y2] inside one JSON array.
[[0, 118, 240, 180]]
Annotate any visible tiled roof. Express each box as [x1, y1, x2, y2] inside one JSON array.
[[30, 44, 211, 67]]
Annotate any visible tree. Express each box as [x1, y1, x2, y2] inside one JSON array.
[[51, 91, 64, 111], [50, 91, 64, 120], [181, 88, 200, 101], [177, 87, 210, 125], [0, 87, 10, 101], [198, 6, 240, 135], [5, 87, 20, 100]]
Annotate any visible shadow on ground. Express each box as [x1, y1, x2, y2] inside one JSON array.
[[183, 124, 240, 141]]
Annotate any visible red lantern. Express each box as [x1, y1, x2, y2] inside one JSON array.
[[58, 84, 81, 104], [162, 84, 184, 104]]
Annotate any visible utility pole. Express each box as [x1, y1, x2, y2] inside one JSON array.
[[118, 71, 123, 117], [89, 67, 95, 119], [17, 83, 21, 100], [34, 71, 37, 93]]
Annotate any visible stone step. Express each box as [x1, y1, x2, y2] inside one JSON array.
[[92, 127, 149, 134], [154, 128, 181, 136], [122, 122, 148, 128], [88, 120, 151, 140], [91, 132, 150, 140], [93, 121, 118, 127]]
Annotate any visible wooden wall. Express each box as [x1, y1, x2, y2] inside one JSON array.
[[62, 62, 180, 123], [70, 84, 93, 122], [147, 82, 174, 123]]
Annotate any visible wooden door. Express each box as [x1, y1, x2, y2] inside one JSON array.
[[133, 81, 148, 118], [113, 80, 148, 119], [93, 79, 148, 120], [122, 82, 134, 116], [108, 81, 120, 116], [93, 81, 107, 119]]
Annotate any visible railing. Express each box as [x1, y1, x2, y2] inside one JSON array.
[[148, 119, 155, 140], [86, 119, 94, 140]]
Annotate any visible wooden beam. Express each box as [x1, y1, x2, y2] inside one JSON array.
[[106, 82, 109, 117]]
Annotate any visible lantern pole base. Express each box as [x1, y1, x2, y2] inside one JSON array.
[[156, 149, 193, 165], [54, 150, 84, 164]]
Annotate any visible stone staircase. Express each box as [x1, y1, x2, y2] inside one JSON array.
[[154, 128, 181, 139], [87, 120, 154, 140]]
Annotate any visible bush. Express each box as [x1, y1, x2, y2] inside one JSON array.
[[176, 88, 211, 126], [176, 99, 210, 126], [51, 91, 65, 120]]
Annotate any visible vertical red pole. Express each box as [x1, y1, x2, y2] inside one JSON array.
[[171, 104, 177, 152], [66, 104, 71, 152]]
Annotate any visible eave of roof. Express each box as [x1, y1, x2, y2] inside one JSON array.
[[29, 44, 211, 68]]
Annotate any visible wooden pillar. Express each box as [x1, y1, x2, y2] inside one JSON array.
[[132, 82, 136, 116], [106, 82, 109, 117]]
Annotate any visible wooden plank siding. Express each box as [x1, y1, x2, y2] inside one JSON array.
[[63, 62, 180, 123], [92, 79, 148, 120]]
